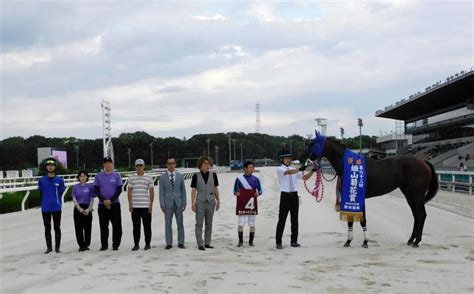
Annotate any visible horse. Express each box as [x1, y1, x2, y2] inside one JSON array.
[[299, 132, 439, 247]]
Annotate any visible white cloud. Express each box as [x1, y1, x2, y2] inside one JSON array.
[[192, 14, 226, 21], [1, 1, 472, 140]]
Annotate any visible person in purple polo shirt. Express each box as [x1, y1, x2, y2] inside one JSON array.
[[94, 157, 123, 251], [72, 170, 95, 252]]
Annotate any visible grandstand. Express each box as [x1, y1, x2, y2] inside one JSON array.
[[375, 68, 474, 170]]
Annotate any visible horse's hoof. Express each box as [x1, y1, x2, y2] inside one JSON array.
[[407, 238, 414, 246], [412, 243, 419, 248], [343, 241, 351, 247], [362, 241, 368, 249]]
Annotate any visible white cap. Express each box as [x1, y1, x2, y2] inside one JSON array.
[[135, 159, 145, 166]]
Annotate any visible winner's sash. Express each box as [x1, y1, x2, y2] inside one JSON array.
[[340, 150, 367, 222]]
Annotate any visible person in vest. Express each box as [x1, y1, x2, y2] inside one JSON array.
[[94, 156, 123, 251], [72, 170, 95, 252], [159, 157, 187, 249], [128, 159, 154, 251], [233, 161, 263, 247], [191, 156, 220, 251], [275, 149, 309, 249], [38, 157, 65, 254]]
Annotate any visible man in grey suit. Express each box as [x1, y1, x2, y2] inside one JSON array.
[[159, 157, 187, 249]]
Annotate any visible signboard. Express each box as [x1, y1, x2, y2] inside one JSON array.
[[236, 188, 258, 216], [52, 150, 68, 168], [6, 170, 19, 179]]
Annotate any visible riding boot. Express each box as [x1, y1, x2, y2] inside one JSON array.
[[249, 232, 255, 247], [45, 235, 53, 254], [238, 231, 243, 247], [55, 232, 61, 253]]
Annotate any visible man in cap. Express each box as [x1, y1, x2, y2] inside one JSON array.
[[38, 157, 65, 254], [128, 159, 155, 251], [275, 149, 310, 249], [94, 156, 123, 251]]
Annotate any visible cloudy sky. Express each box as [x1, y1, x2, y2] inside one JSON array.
[[1, 0, 472, 140]]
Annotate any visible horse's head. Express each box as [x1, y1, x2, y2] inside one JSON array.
[[299, 130, 327, 169]]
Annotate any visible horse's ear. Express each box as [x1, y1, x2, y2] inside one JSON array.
[[315, 130, 320, 137]]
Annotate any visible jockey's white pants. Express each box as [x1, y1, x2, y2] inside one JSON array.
[[238, 215, 256, 227]]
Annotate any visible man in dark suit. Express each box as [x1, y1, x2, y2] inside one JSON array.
[[159, 157, 187, 249]]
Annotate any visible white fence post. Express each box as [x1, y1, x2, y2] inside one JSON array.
[[21, 191, 31, 212]]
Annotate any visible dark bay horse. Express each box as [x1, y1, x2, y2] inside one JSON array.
[[300, 132, 439, 247]]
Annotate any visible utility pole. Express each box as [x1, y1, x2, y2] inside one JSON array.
[[240, 142, 243, 162]]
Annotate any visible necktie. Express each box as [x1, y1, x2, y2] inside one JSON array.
[[170, 173, 175, 187], [288, 167, 295, 192]]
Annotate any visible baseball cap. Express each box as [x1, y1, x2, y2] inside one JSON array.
[[103, 156, 113, 163], [135, 159, 145, 166]]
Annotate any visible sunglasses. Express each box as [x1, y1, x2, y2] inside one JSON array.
[[46, 160, 56, 165]]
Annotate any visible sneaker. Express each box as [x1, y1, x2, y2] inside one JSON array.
[[204, 245, 214, 249], [132, 245, 139, 251], [198, 246, 206, 251], [276, 244, 283, 249], [144, 245, 151, 251], [44, 248, 53, 254], [290, 242, 301, 248], [178, 244, 186, 249]]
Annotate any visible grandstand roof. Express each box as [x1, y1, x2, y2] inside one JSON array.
[[375, 69, 474, 122]]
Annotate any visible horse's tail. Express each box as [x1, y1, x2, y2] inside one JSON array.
[[424, 160, 439, 204]]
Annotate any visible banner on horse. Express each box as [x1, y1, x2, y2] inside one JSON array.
[[340, 149, 367, 222]]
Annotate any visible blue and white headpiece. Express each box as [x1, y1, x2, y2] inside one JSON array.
[[310, 131, 327, 157]]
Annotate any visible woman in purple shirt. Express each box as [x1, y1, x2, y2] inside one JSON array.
[[72, 171, 95, 251]]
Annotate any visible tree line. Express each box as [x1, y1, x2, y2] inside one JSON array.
[[0, 131, 377, 172]]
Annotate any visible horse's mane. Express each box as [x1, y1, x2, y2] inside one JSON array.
[[326, 136, 347, 151]]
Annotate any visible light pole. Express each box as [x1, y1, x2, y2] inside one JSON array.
[[101, 100, 114, 161], [358, 118, 363, 154], [228, 133, 232, 165], [150, 142, 154, 170], [127, 148, 131, 167], [74, 145, 79, 169], [215, 145, 219, 166], [206, 138, 211, 157], [233, 139, 236, 162]]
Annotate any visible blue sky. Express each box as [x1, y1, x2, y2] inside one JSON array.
[[1, 0, 472, 140]]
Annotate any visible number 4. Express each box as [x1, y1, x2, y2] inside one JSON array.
[[245, 198, 255, 210]]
